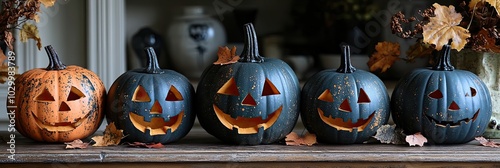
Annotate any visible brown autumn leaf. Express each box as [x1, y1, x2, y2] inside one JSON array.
[[484, 0, 500, 15], [475, 28, 500, 52], [4, 31, 14, 51], [0, 48, 7, 63], [405, 40, 434, 63], [422, 3, 471, 51], [40, 0, 56, 7], [368, 41, 400, 73], [372, 124, 407, 145], [65, 139, 90, 149], [476, 137, 500, 147], [92, 122, 124, 147], [127, 142, 165, 148], [285, 132, 317, 146], [406, 132, 428, 147], [20, 23, 42, 50], [469, 0, 484, 11], [213, 46, 240, 65]]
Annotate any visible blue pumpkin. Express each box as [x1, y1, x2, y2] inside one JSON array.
[[106, 47, 195, 144], [391, 44, 492, 144], [301, 45, 390, 144], [196, 23, 300, 145]]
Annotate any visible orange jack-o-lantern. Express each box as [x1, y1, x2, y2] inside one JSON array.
[[8, 45, 106, 142]]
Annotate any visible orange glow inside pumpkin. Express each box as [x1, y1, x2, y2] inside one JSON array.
[[318, 108, 374, 132], [213, 104, 282, 134]]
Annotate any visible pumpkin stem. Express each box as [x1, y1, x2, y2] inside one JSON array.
[[336, 45, 356, 73], [432, 44, 454, 71], [44, 45, 67, 70], [240, 23, 264, 63], [144, 47, 164, 74]]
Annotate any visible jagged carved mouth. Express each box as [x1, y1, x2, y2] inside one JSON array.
[[213, 104, 282, 134], [317, 108, 375, 132], [425, 109, 480, 128], [129, 111, 183, 136], [33, 112, 90, 132]]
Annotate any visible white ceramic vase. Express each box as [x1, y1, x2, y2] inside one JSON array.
[[167, 6, 226, 79], [452, 49, 500, 138]]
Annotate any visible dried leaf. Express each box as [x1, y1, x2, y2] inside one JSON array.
[[405, 40, 434, 62], [65, 139, 89, 149], [20, 23, 42, 50], [92, 122, 124, 147], [368, 41, 400, 73], [406, 132, 428, 147], [474, 28, 500, 52], [372, 124, 407, 145], [484, 0, 500, 15], [4, 31, 14, 51], [0, 48, 6, 63], [213, 46, 240, 65], [285, 132, 317, 146], [40, 0, 56, 7], [422, 3, 471, 51], [469, 0, 482, 9], [476, 137, 500, 147], [127, 142, 165, 148]]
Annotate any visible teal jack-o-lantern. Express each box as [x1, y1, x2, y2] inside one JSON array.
[[301, 45, 390, 144], [196, 23, 300, 145], [391, 44, 492, 144], [106, 47, 195, 144]]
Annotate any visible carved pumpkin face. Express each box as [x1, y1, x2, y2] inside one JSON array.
[[391, 45, 492, 144], [9, 45, 106, 142], [213, 77, 283, 134], [196, 23, 300, 145], [316, 88, 377, 132], [128, 85, 184, 135], [197, 61, 300, 145], [301, 46, 390, 144], [106, 47, 195, 144]]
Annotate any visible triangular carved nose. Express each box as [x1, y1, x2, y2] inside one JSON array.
[[242, 93, 257, 106], [448, 101, 460, 111], [150, 100, 163, 114], [59, 102, 71, 111], [339, 99, 352, 112]]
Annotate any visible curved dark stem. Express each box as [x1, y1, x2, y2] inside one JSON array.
[[432, 44, 454, 71], [336, 45, 356, 73], [239, 23, 264, 63], [144, 47, 164, 74], [44, 45, 67, 70]]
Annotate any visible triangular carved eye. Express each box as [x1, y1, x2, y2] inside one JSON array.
[[262, 78, 280, 96], [318, 89, 333, 102], [428, 90, 443, 99], [132, 85, 151, 102], [470, 87, 477, 97], [217, 77, 239, 96], [166, 86, 183, 101], [35, 88, 55, 102], [357, 89, 370, 103], [67, 86, 85, 101], [339, 99, 352, 112]]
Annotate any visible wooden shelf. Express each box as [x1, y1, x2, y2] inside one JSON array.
[[2, 126, 500, 168]]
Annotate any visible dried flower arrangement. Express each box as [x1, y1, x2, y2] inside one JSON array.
[[0, 0, 56, 83], [368, 1, 500, 73]]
